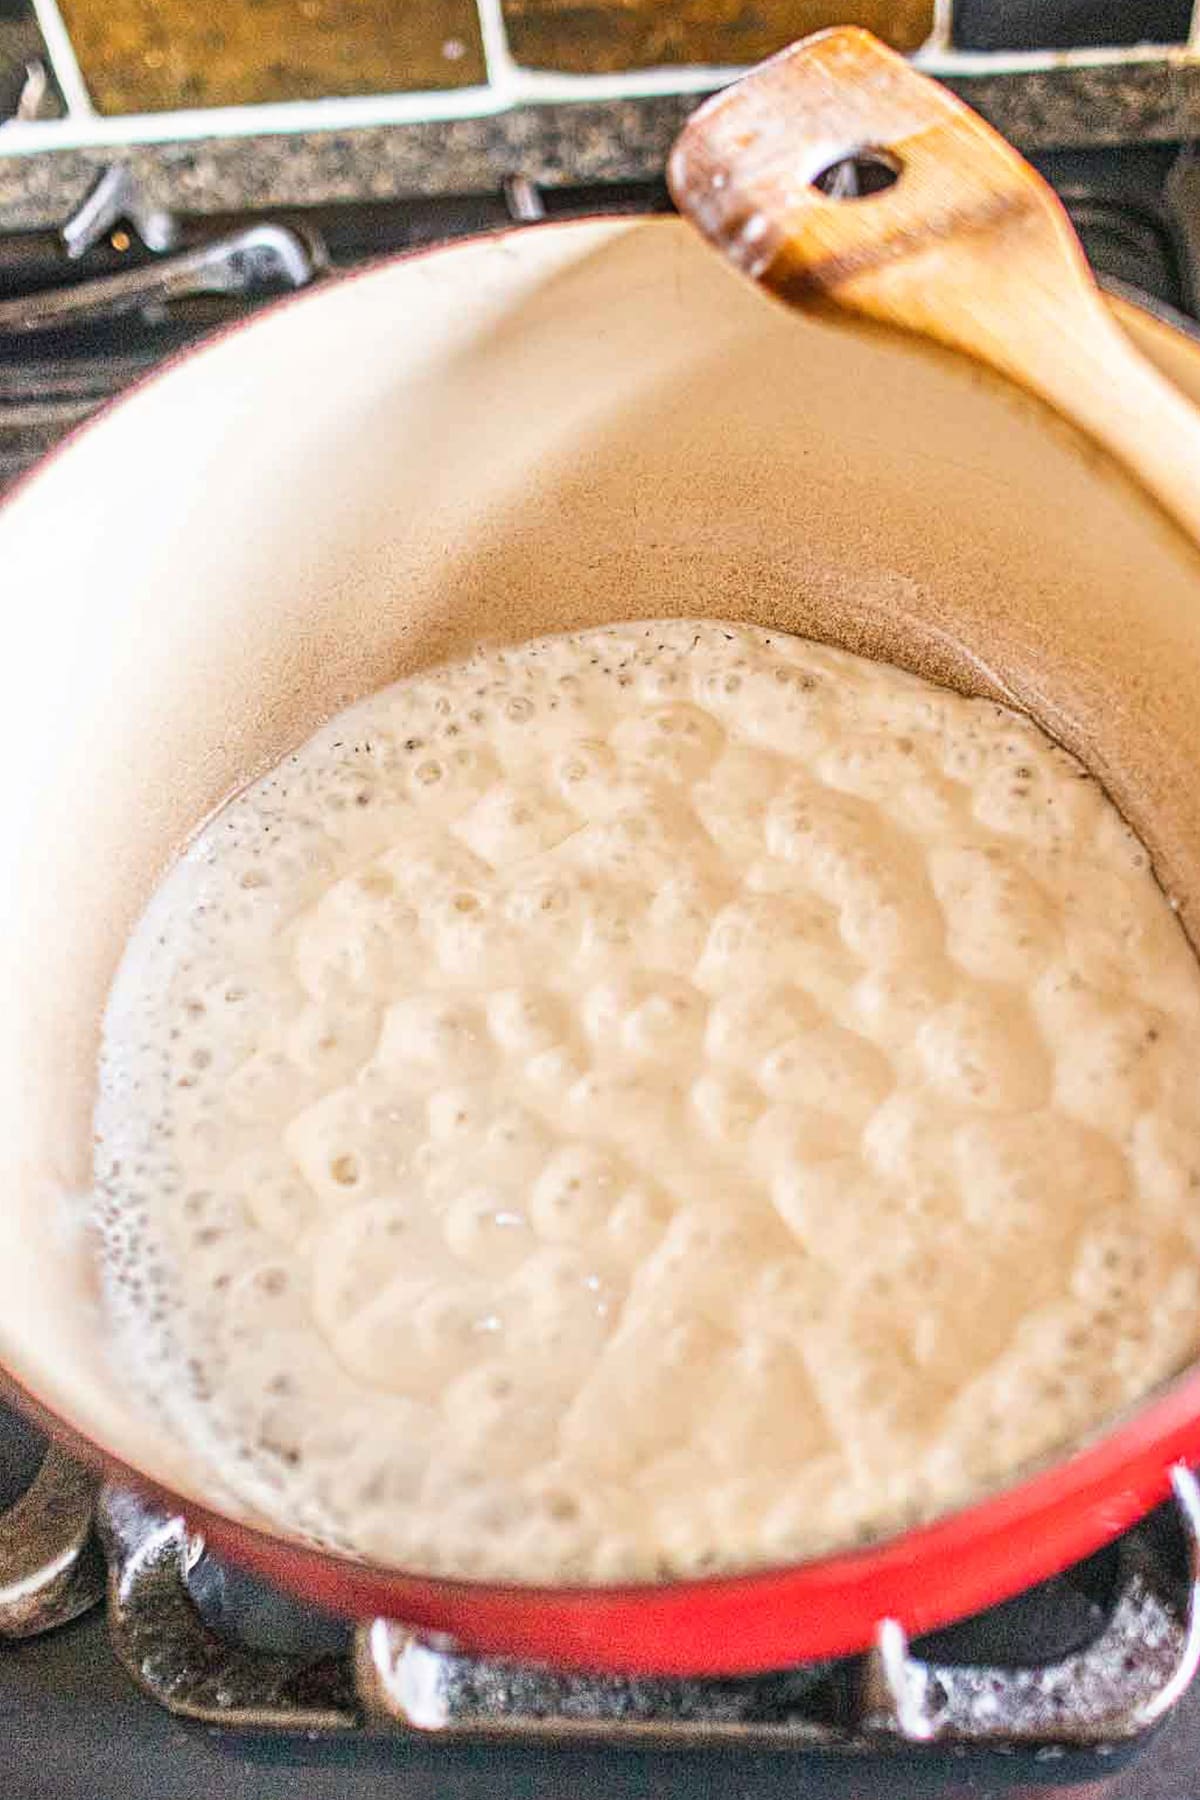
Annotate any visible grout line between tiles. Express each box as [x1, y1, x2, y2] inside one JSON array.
[[915, 40, 1191, 73], [0, 38, 1193, 156], [927, 0, 955, 56], [474, 0, 520, 95], [29, 0, 94, 117]]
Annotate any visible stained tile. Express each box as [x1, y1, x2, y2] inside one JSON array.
[[954, 0, 1192, 50], [55, 0, 486, 116], [503, 0, 935, 74]]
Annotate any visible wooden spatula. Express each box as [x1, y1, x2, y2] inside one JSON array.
[[667, 27, 1200, 545]]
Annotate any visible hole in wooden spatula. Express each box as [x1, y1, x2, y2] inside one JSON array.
[[811, 148, 901, 200]]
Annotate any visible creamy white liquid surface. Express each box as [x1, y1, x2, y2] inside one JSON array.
[[95, 619, 1200, 1584]]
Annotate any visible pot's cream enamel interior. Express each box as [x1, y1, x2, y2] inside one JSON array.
[[4, 216, 1200, 1542]]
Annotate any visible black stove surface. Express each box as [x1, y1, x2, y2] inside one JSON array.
[[5, 144, 1200, 1800]]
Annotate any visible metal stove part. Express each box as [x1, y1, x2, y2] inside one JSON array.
[[356, 1620, 836, 1741], [4, 59, 48, 125], [99, 1490, 356, 1730], [0, 221, 327, 335], [0, 1, 61, 127], [863, 1467, 1200, 1746], [60, 166, 178, 260], [0, 1446, 103, 1640], [503, 175, 547, 224], [94, 1471, 1200, 1751], [0, 164, 327, 337]]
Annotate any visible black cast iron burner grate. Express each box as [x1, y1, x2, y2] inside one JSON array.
[[3, 1446, 1199, 1753]]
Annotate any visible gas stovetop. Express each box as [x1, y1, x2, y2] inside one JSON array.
[[3, 143, 1200, 492], [6, 146, 1200, 1800], [7, 1411, 1200, 1800]]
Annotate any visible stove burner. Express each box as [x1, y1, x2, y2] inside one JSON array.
[[3, 1446, 1199, 1754]]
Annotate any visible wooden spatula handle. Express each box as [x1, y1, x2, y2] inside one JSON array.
[[668, 27, 1200, 546]]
